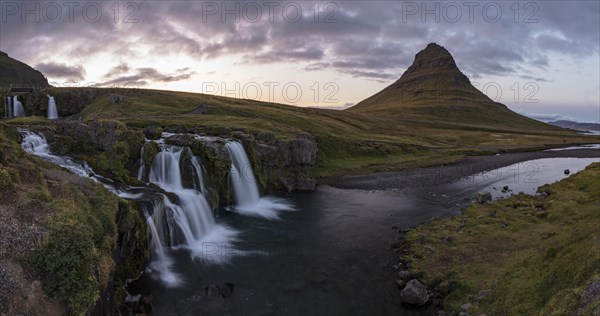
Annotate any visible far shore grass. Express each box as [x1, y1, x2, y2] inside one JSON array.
[[400, 162, 600, 315]]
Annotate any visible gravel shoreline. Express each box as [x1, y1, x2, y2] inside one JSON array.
[[329, 148, 600, 191]]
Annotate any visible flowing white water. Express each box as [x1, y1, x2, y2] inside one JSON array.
[[47, 95, 58, 120], [189, 152, 206, 195], [225, 141, 294, 219], [20, 130, 148, 199], [21, 131, 96, 179], [13, 96, 24, 117], [136, 146, 146, 180], [147, 145, 238, 274], [145, 209, 181, 287]]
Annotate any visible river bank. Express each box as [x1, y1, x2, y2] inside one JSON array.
[[329, 147, 600, 191], [392, 162, 600, 314]]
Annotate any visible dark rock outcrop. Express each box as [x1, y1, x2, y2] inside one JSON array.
[[401, 279, 429, 306], [249, 131, 318, 192]]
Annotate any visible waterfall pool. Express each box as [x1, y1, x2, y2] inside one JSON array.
[[19, 130, 599, 315], [145, 157, 599, 316]]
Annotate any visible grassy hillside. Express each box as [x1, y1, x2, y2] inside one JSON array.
[[400, 162, 600, 314], [0, 123, 146, 315], [0, 51, 50, 88], [30, 86, 597, 178]]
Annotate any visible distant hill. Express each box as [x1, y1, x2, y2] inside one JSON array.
[[348, 43, 560, 131], [0, 51, 50, 88], [547, 120, 600, 132]]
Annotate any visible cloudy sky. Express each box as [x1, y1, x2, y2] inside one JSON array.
[[1, 0, 598, 122]]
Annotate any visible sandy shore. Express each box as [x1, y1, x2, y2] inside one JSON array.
[[329, 147, 600, 190]]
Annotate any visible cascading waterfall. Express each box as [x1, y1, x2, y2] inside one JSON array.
[[20, 130, 144, 199], [225, 141, 294, 219], [47, 95, 58, 120], [21, 131, 238, 285], [13, 96, 24, 117], [146, 145, 238, 278], [21, 130, 299, 287], [21, 131, 97, 179]]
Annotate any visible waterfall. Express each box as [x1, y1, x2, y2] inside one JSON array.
[[225, 141, 294, 219], [225, 141, 260, 206], [21, 131, 96, 179], [20, 130, 145, 199], [136, 146, 146, 181], [144, 201, 181, 287], [13, 96, 24, 117], [47, 95, 58, 120], [146, 145, 238, 270], [189, 152, 206, 195]]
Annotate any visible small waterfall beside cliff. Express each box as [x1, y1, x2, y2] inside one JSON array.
[[13, 96, 24, 117], [225, 141, 260, 206], [136, 146, 146, 180], [47, 95, 58, 120], [226, 141, 293, 219]]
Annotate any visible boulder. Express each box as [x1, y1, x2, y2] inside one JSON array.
[[398, 270, 411, 280], [564, 169, 570, 175], [476, 192, 492, 204], [400, 279, 429, 306]]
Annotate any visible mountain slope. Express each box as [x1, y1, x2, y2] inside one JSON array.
[[0, 51, 50, 88], [348, 43, 559, 131]]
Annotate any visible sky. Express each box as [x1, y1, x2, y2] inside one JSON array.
[[1, 0, 599, 123]]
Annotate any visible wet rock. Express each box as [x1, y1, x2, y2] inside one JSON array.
[[220, 282, 235, 298], [476, 192, 492, 204], [205, 284, 220, 297], [398, 270, 411, 280], [564, 169, 570, 175], [400, 279, 429, 306]]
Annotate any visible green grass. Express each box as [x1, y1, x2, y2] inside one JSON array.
[[23, 87, 597, 179], [4, 116, 53, 125], [401, 162, 600, 315], [0, 123, 134, 315]]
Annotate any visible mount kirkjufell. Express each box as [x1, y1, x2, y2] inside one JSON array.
[[350, 43, 554, 130]]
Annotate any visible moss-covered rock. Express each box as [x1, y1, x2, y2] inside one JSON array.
[[142, 126, 163, 140]]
